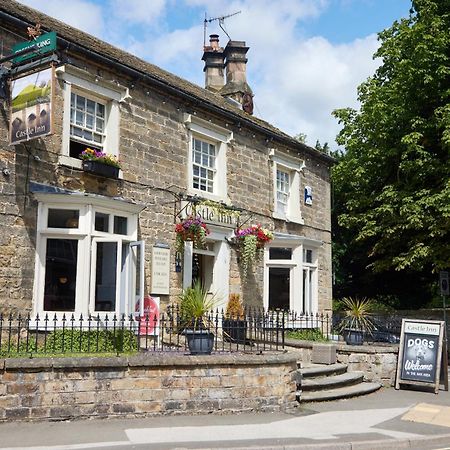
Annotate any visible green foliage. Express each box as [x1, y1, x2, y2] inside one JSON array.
[[333, 0, 450, 274], [241, 234, 258, 279], [0, 329, 137, 357], [45, 329, 137, 353], [286, 329, 328, 342], [336, 297, 375, 333], [293, 132, 307, 143], [179, 281, 220, 330]]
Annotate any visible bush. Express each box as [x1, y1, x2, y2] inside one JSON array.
[[286, 329, 328, 342], [0, 329, 137, 357]]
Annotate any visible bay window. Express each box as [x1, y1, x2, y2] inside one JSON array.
[[33, 192, 144, 317]]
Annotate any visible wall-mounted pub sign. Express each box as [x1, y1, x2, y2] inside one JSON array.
[[12, 31, 57, 64], [181, 200, 240, 229], [10, 67, 53, 144], [395, 319, 448, 393]]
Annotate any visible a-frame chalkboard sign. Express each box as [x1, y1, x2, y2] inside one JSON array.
[[395, 319, 448, 393]]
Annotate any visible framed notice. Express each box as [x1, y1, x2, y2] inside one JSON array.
[[151, 246, 170, 295], [395, 319, 448, 393], [10, 67, 53, 144]]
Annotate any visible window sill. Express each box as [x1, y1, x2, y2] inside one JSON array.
[[186, 189, 228, 205], [272, 211, 304, 225]]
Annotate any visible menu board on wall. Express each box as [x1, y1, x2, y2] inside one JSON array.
[[395, 319, 448, 393], [151, 246, 170, 295]]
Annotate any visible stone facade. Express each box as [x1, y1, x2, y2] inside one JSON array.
[[0, 352, 299, 421], [0, 1, 333, 317]]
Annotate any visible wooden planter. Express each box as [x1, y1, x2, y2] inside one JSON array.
[[82, 160, 119, 179]]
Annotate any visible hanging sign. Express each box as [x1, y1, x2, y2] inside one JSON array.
[[12, 32, 57, 64], [10, 67, 53, 144], [135, 296, 160, 336], [395, 319, 448, 393], [151, 246, 170, 295]]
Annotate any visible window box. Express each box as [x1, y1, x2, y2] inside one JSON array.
[[82, 160, 119, 179]]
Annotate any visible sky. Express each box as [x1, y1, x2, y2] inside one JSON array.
[[18, 0, 412, 148]]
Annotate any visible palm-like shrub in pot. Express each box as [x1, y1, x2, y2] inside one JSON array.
[[179, 281, 219, 354], [337, 297, 375, 345], [223, 294, 246, 344]]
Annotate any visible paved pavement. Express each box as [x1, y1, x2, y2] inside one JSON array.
[[1, 379, 450, 450]]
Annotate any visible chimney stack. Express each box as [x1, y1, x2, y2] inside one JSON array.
[[202, 34, 225, 92], [220, 40, 253, 114]]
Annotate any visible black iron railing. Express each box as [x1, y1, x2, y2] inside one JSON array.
[[0, 309, 334, 357]]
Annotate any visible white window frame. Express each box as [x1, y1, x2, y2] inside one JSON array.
[[302, 247, 318, 314], [32, 193, 143, 319], [263, 235, 321, 314], [184, 114, 232, 202], [269, 149, 305, 224], [56, 65, 123, 170]]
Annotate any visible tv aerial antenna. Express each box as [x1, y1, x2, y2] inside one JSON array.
[[203, 11, 241, 47]]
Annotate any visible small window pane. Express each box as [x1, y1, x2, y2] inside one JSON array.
[[96, 118, 104, 132], [269, 247, 292, 260], [114, 216, 128, 235], [48, 209, 79, 228], [303, 249, 313, 263], [75, 110, 83, 126], [97, 103, 105, 118], [86, 99, 95, 114], [83, 130, 93, 141], [76, 95, 84, 110], [95, 212, 109, 232], [86, 114, 94, 129], [44, 238, 78, 312]]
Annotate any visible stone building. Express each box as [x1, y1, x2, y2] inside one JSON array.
[[0, 1, 333, 319]]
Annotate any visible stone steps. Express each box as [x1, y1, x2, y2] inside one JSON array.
[[301, 370, 364, 392], [297, 362, 381, 402], [300, 381, 382, 402], [301, 362, 348, 379]]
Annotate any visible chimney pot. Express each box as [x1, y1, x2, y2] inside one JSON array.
[[202, 35, 225, 92]]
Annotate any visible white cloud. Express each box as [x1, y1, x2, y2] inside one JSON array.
[[17, 0, 105, 37], [110, 0, 167, 25]]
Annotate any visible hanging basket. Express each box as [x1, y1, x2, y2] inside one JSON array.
[[175, 216, 210, 253]]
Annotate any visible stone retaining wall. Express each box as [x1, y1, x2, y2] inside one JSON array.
[[0, 352, 300, 422], [286, 339, 398, 387], [336, 344, 398, 387]]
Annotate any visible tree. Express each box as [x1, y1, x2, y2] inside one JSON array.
[[293, 132, 307, 144], [332, 0, 450, 279]]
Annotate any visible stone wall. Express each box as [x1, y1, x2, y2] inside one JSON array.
[[336, 344, 399, 387], [0, 352, 300, 422]]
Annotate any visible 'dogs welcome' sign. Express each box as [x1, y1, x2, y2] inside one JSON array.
[[395, 319, 448, 393]]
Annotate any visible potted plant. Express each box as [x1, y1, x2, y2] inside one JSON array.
[[175, 216, 210, 254], [179, 281, 219, 355], [337, 297, 375, 345], [223, 294, 247, 344], [80, 147, 121, 179], [231, 225, 273, 278]]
